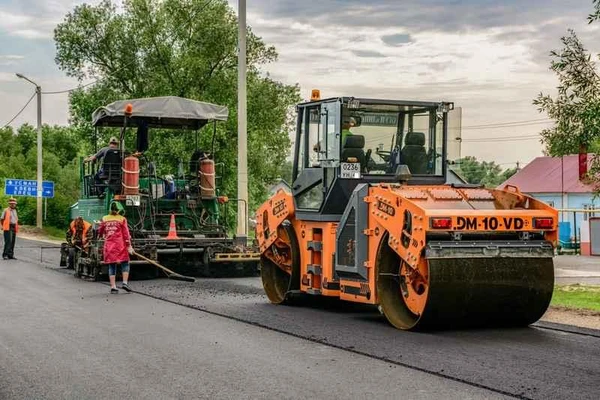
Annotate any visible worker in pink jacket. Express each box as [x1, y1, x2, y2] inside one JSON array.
[[97, 202, 134, 294]]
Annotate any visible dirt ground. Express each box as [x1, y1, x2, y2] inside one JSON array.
[[541, 307, 600, 330]]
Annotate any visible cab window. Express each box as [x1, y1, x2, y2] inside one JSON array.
[[343, 104, 445, 176]]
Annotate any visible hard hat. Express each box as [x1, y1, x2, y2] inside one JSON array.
[[109, 136, 119, 144], [110, 200, 125, 215], [8, 197, 17, 204]]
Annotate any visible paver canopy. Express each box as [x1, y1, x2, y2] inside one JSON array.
[[92, 96, 229, 130]]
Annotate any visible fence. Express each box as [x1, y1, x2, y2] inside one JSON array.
[[556, 208, 598, 255]]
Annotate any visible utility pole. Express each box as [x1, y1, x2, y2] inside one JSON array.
[[237, 0, 248, 240], [16, 73, 43, 229]]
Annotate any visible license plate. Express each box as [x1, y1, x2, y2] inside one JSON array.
[[340, 162, 361, 179], [126, 195, 141, 206]]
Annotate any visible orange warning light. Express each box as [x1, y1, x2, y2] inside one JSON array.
[[311, 89, 321, 101]]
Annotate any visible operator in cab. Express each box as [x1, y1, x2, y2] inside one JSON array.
[[341, 116, 356, 147], [84, 136, 120, 198], [84, 136, 119, 163], [313, 116, 356, 153]]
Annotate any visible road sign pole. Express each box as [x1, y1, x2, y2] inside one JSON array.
[[16, 73, 43, 229], [237, 0, 248, 240], [36, 85, 43, 229]]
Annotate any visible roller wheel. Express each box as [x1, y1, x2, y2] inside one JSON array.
[[260, 222, 300, 304], [376, 235, 554, 330]]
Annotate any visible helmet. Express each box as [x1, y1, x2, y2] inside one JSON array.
[[109, 136, 119, 145], [8, 198, 17, 205], [110, 201, 125, 216]]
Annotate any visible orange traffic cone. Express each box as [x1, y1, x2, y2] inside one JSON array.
[[166, 214, 179, 240]]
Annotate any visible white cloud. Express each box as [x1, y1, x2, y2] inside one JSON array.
[[0, 10, 32, 27], [0, 72, 16, 81], [237, 4, 599, 165], [0, 55, 25, 60], [12, 29, 50, 39], [1, 0, 598, 167], [0, 54, 25, 66], [0, 3, 84, 40]]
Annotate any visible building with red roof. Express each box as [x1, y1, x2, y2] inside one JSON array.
[[499, 154, 599, 256]]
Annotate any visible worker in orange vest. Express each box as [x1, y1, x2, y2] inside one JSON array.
[[1, 198, 19, 260], [65, 216, 93, 269]]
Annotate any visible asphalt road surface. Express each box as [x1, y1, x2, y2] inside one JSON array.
[[554, 256, 600, 285], [3, 238, 600, 399], [2, 242, 506, 400]]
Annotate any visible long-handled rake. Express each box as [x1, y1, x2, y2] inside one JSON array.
[[132, 251, 195, 283]]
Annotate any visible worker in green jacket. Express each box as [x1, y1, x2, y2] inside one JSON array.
[[313, 116, 356, 153], [341, 116, 356, 147]]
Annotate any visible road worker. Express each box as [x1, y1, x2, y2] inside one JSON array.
[[65, 216, 93, 269], [1, 198, 19, 260], [97, 201, 134, 293]]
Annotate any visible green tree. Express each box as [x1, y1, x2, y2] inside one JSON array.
[[54, 0, 300, 229], [533, 1, 600, 187], [588, 0, 600, 22], [453, 157, 517, 187], [0, 125, 82, 230], [280, 160, 293, 184]]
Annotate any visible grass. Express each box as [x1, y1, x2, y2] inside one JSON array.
[[17, 225, 65, 241], [550, 284, 600, 312], [42, 226, 67, 241]]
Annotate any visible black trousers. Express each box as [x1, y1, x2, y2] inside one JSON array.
[[3, 225, 16, 258]]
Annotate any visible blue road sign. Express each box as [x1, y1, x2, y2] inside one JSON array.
[[4, 179, 54, 198]]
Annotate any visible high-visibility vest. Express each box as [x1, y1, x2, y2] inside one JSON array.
[[341, 129, 353, 147], [1, 208, 18, 233], [69, 220, 92, 245]]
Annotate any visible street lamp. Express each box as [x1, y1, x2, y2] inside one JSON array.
[[237, 0, 248, 241], [16, 73, 43, 229]]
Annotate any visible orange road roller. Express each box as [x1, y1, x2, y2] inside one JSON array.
[[255, 92, 557, 330]]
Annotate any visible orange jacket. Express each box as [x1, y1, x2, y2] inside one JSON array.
[[1, 208, 18, 233], [67, 219, 92, 246]]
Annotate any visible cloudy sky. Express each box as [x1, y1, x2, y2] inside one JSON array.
[[1, 0, 600, 167]]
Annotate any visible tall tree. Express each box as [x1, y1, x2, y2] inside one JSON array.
[[533, 1, 600, 187], [54, 0, 300, 226]]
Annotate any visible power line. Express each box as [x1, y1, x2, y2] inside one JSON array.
[[460, 134, 541, 143], [461, 118, 551, 129], [1, 91, 36, 128], [462, 121, 553, 130], [42, 80, 99, 95]]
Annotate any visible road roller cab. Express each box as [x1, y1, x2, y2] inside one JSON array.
[[255, 92, 558, 331], [66, 96, 260, 281]]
